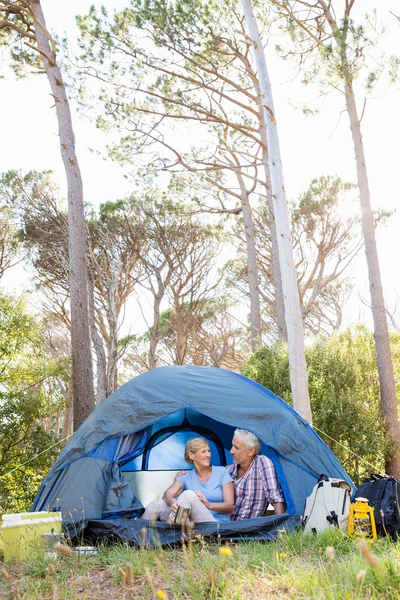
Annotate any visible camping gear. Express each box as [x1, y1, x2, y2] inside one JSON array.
[[41, 531, 64, 561], [348, 498, 377, 539], [302, 475, 352, 533], [1, 511, 62, 562], [73, 546, 99, 556], [41, 531, 63, 549], [31, 366, 354, 546], [354, 475, 400, 540]]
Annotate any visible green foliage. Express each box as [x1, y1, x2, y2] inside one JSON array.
[[242, 327, 397, 484], [0, 292, 68, 515], [292, 175, 357, 235], [0, 204, 20, 279], [271, 3, 391, 108], [0, 1, 43, 78]]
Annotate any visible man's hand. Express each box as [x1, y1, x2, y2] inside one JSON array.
[[195, 491, 210, 509], [174, 470, 187, 480]]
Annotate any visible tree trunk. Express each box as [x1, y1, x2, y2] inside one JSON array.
[[240, 0, 311, 421], [240, 190, 262, 351], [106, 280, 119, 397], [88, 276, 108, 403], [232, 164, 262, 351], [266, 192, 288, 341], [30, 0, 95, 430], [62, 376, 74, 438], [256, 96, 287, 341], [148, 283, 163, 369], [174, 294, 188, 365], [345, 83, 400, 477]]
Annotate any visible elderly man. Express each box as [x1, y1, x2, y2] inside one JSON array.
[[227, 428, 285, 520]]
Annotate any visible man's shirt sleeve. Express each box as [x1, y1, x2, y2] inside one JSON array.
[[258, 455, 285, 504]]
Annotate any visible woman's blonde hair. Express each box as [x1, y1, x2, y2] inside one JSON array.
[[184, 437, 210, 464]]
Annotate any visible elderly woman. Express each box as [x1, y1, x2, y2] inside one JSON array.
[[142, 437, 234, 523]]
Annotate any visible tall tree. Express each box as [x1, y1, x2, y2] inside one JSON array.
[[86, 201, 143, 401], [125, 195, 224, 368], [0, 1, 94, 430], [153, 296, 248, 369], [0, 171, 142, 406], [268, 0, 400, 476], [227, 176, 363, 337], [75, 0, 288, 351], [240, 0, 311, 421]]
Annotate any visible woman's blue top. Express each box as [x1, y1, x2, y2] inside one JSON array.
[[177, 466, 233, 522]]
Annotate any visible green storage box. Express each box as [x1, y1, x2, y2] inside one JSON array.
[[1, 511, 62, 562]]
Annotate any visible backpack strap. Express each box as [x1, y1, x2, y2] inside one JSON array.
[[321, 480, 341, 526]]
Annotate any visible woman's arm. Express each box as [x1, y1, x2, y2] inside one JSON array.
[[195, 481, 234, 514], [162, 479, 184, 508]]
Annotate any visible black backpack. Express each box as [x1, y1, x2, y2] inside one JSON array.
[[355, 475, 400, 540]]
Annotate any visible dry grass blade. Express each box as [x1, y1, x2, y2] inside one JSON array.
[[55, 543, 74, 557], [126, 564, 133, 586], [358, 540, 380, 569], [118, 567, 126, 585]]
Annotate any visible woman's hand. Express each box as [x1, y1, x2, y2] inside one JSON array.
[[194, 491, 210, 509]]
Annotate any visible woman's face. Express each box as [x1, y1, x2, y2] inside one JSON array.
[[190, 444, 211, 467]]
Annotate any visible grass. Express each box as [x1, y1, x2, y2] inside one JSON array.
[[1, 528, 400, 599]]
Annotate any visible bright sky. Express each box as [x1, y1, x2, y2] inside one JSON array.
[[1, 0, 399, 331]]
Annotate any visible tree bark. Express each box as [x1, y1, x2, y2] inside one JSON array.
[[148, 283, 163, 369], [316, 0, 400, 476], [88, 275, 108, 403], [240, 189, 262, 351], [174, 293, 188, 365], [231, 163, 262, 351], [256, 93, 287, 341], [240, 0, 311, 421], [345, 83, 400, 476], [30, 0, 95, 430], [106, 277, 119, 397], [62, 376, 74, 438]]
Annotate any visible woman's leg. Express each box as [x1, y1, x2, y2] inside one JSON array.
[[142, 496, 172, 521], [142, 490, 217, 523], [177, 490, 217, 523]]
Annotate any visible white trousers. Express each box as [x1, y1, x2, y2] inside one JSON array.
[[142, 489, 217, 523]]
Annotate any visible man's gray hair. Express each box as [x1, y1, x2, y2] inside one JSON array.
[[234, 429, 261, 454]]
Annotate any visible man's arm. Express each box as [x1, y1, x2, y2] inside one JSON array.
[[272, 502, 285, 515], [259, 455, 285, 514]]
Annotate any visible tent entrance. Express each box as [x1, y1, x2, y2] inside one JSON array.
[[119, 413, 233, 507], [120, 410, 234, 473], [141, 419, 227, 469]]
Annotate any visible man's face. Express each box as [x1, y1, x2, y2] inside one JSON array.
[[230, 435, 254, 466]]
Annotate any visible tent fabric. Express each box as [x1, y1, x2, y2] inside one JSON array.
[[80, 514, 302, 548], [32, 365, 355, 543]]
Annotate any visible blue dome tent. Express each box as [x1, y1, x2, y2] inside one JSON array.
[[32, 366, 354, 545]]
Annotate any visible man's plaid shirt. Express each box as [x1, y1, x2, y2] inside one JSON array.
[[227, 454, 284, 520]]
